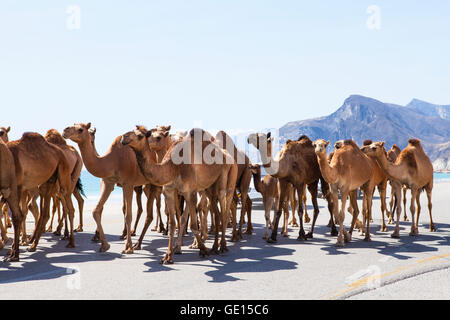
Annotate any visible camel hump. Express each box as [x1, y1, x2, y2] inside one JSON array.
[[408, 138, 422, 147], [45, 129, 67, 146], [343, 139, 359, 148], [363, 139, 372, 146], [398, 150, 418, 170], [297, 135, 311, 142], [21, 132, 46, 143]]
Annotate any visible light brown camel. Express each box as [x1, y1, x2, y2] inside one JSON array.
[[0, 137, 23, 260], [215, 130, 253, 240], [248, 133, 337, 243], [84, 127, 148, 239], [361, 139, 389, 232], [44, 129, 85, 235], [249, 164, 278, 239], [363, 139, 435, 237], [63, 123, 152, 254], [313, 139, 376, 246], [121, 127, 238, 264], [6, 132, 76, 256]]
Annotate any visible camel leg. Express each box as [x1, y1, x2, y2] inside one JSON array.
[[185, 193, 209, 257], [281, 196, 289, 237], [47, 196, 57, 232], [335, 187, 350, 246], [348, 190, 360, 237], [363, 187, 374, 242], [120, 200, 128, 240], [379, 184, 388, 232], [403, 187, 409, 221], [415, 191, 421, 231], [245, 197, 253, 234], [28, 183, 54, 252], [218, 189, 230, 253], [262, 197, 274, 239], [230, 197, 239, 241], [130, 186, 143, 236], [267, 180, 289, 243], [387, 184, 395, 224], [4, 191, 24, 262], [54, 196, 65, 236], [391, 181, 402, 238], [321, 178, 338, 235], [133, 189, 155, 250], [210, 194, 221, 253], [0, 212, 7, 246], [59, 191, 76, 248], [424, 184, 435, 232], [19, 193, 30, 246], [73, 188, 84, 232], [305, 181, 320, 238], [173, 195, 189, 253], [92, 181, 114, 251], [156, 193, 166, 235], [121, 185, 134, 254], [288, 187, 298, 226], [159, 189, 177, 264], [296, 183, 307, 241], [409, 188, 419, 236]]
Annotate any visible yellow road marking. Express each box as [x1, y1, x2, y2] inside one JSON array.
[[328, 253, 450, 299]]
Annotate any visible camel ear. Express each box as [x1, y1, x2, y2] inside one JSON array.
[[92, 128, 96, 135], [6, 126, 10, 133], [86, 122, 91, 129], [163, 131, 170, 137], [325, 141, 330, 147], [164, 125, 171, 131], [145, 130, 153, 138], [381, 142, 385, 147], [267, 132, 271, 138]]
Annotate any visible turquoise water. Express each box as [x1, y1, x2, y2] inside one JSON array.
[[78, 170, 450, 199]]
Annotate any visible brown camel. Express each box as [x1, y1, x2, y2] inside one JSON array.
[[361, 139, 389, 232], [248, 133, 336, 243], [362, 139, 435, 237], [0, 138, 23, 259], [44, 129, 85, 234], [313, 139, 376, 246], [63, 123, 152, 254], [120, 127, 238, 264], [6, 132, 76, 257], [215, 130, 253, 240], [249, 164, 278, 239]]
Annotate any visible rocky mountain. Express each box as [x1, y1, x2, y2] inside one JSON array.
[[278, 95, 450, 171]]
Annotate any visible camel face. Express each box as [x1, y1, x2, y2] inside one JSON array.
[[364, 141, 386, 157], [0, 126, 10, 143], [247, 132, 272, 150], [63, 123, 92, 144], [312, 139, 329, 155], [148, 126, 170, 151], [120, 130, 147, 151]]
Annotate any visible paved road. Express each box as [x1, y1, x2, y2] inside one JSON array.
[[1, 183, 449, 300]]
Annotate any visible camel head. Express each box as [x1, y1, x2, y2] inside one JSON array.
[[312, 139, 329, 156], [247, 132, 273, 152], [63, 123, 92, 144], [120, 126, 151, 151], [0, 126, 11, 143], [148, 125, 171, 151], [362, 141, 386, 158]]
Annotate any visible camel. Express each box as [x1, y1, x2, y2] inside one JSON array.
[[0, 138, 23, 260], [44, 129, 85, 234], [63, 123, 152, 254], [85, 127, 148, 238], [360, 139, 389, 232], [249, 164, 278, 239], [248, 133, 336, 243], [362, 139, 435, 237], [6, 132, 76, 257], [0, 126, 12, 231], [120, 127, 237, 264], [313, 139, 376, 246], [215, 130, 253, 240]]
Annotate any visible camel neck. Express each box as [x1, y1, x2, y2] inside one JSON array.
[[375, 153, 402, 182], [317, 152, 338, 184], [77, 139, 113, 178], [252, 170, 264, 194], [135, 143, 179, 186]]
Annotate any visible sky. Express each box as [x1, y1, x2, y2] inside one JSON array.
[[1, 0, 450, 154]]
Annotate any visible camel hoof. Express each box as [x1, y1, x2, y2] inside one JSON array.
[[403, 217, 409, 222], [245, 228, 253, 235], [267, 237, 277, 244], [189, 243, 199, 249], [174, 245, 182, 254], [45, 228, 52, 233], [380, 226, 388, 232], [199, 248, 210, 258], [327, 220, 333, 228], [99, 243, 110, 252], [297, 235, 307, 241], [391, 232, 400, 239], [430, 225, 437, 232], [60, 235, 69, 241], [53, 230, 61, 236], [306, 232, 313, 239], [335, 241, 345, 247], [211, 245, 220, 255], [133, 243, 142, 250], [262, 235, 268, 240], [162, 230, 168, 236], [282, 232, 289, 237], [304, 218, 310, 224], [151, 227, 158, 232], [66, 243, 75, 248], [219, 245, 228, 253], [363, 236, 371, 242], [121, 248, 134, 254], [130, 231, 136, 236], [91, 237, 100, 243], [74, 226, 83, 232], [330, 228, 338, 237], [3, 255, 19, 262], [160, 255, 173, 264], [27, 246, 36, 252], [119, 235, 127, 240]]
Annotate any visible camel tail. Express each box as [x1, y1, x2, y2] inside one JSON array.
[[76, 178, 86, 198]]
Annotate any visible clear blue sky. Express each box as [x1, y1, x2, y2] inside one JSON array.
[[1, 0, 449, 154]]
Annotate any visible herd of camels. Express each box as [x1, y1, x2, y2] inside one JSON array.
[[0, 123, 435, 264]]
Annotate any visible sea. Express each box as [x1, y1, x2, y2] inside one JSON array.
[[79, 170, 450, 201]]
